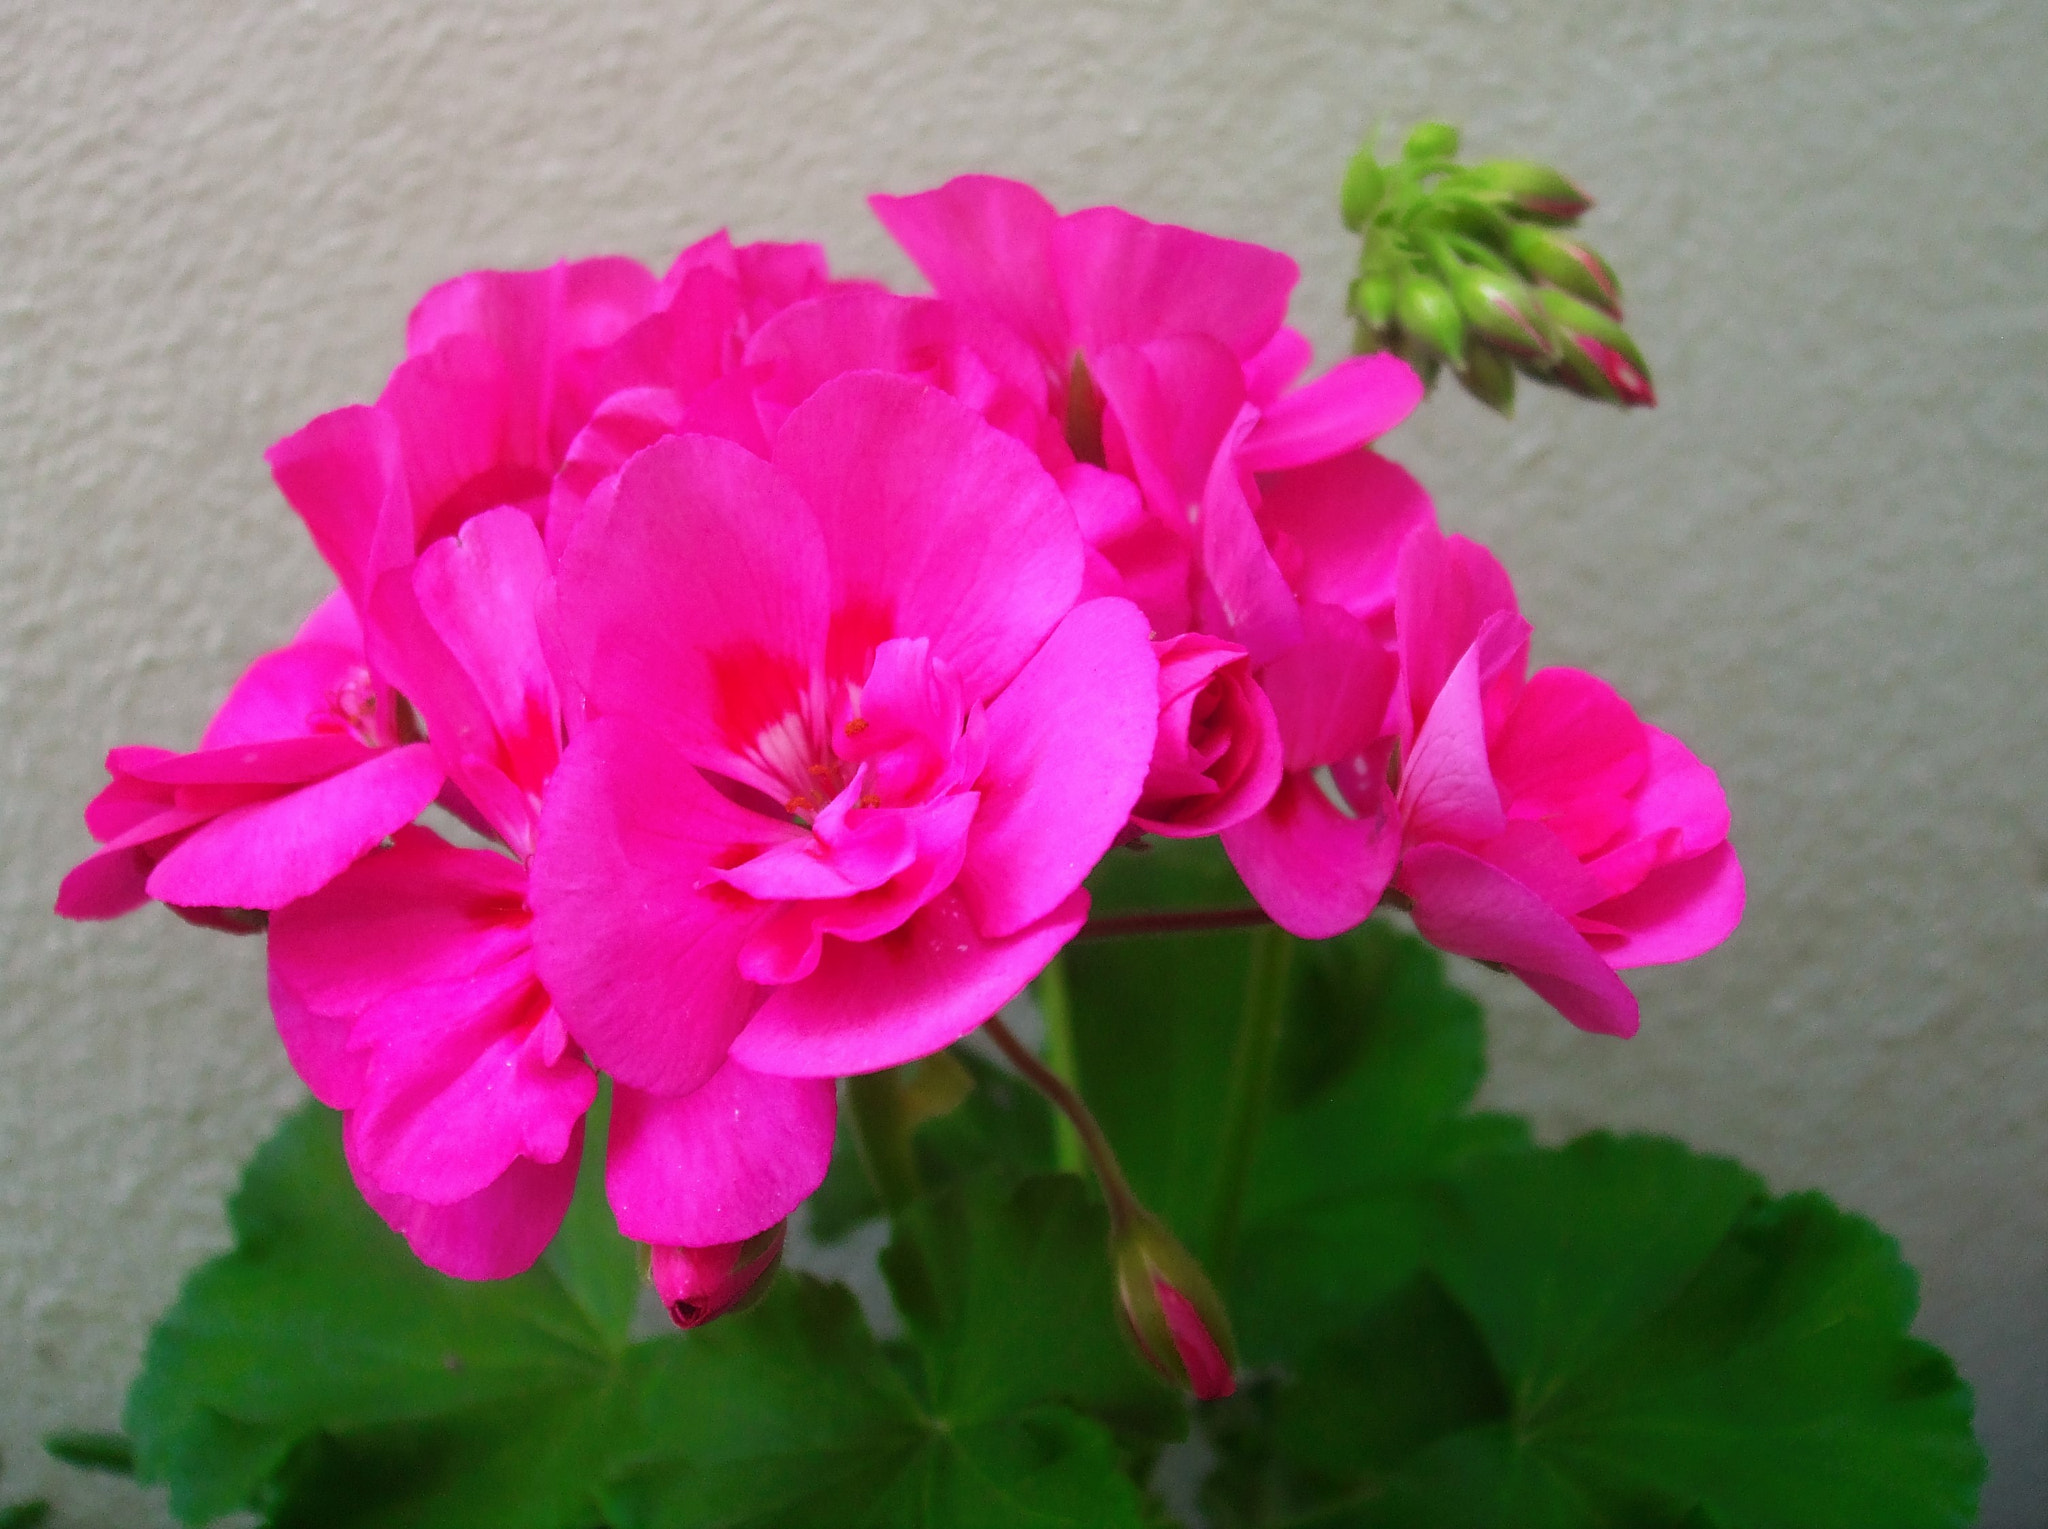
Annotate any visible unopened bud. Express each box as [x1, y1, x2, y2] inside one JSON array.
[[1111, 1214, 1237, 1400], [1463, 159, 1592, 223], [1458, 345, 1517, 416], [1402, 121, 1461, 162], [1393, 273, 1465, 367], [1536, 290, 1655, 406], [1339, 150, 1385, 231], [1350, 270, 1396, 329], [650, 1223, 786, 1330], [1450, 267, 1554, 361], [1507, 224, 1622, 315]]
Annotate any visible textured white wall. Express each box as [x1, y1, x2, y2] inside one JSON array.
[[2, 0, 2041, 1522]]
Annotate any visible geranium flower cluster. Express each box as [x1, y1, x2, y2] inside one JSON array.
[[58, 177, 1741, 1302]]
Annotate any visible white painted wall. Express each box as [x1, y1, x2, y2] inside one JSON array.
[[2, 1, 2041, 1521]]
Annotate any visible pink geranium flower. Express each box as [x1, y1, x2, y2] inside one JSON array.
[[267, 509, 592, 1277], [56, 593, 443, 923], [1233, 523, 1743, 1036], [530, 374, 1160, 1198]]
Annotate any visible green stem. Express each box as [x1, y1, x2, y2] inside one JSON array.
[[985, 1014, 1142, 1234], [844, 1069, 922, 1217], [1208, 924, 1296, 1272], [1035, 958, 1086, 1175]]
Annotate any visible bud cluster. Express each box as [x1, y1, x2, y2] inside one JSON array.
[[1343, 123, 1654, 413]]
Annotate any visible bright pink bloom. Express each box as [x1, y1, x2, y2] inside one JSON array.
[[532, 373, 1159, 1104], [1249, 527, 1740, 1035], [266, 510, 592, 1277], [56, 593, 442, 922], [1131, 635, 1282, 838], [871, 175, 1427, 661], [650, 1224, 787, 1329]]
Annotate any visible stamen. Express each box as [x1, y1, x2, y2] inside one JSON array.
[[844, 717, 870, 736], [859, 792, 881, 809]]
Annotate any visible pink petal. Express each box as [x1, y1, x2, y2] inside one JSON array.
[[268, 825, 532, 1016], [547, 386, 686, 563], [556, 431, 830, 785], [349, 1117, 583, 1281], [1256, 451, 1436, 624], [1490, 670, 1647, 861], [1223, 770, 1399, 940], [957, 599, 1158, 939], [1237, 353, 1424, 473], [744, 288, 1046, 435], [869, 176, 1068, 365], [379, 337, 550, 550], [773, 373, 1083, 700], [1398, 641, 1508, 846], [606, 1063, 837, 1246], [1256, 604, 1399, 774], [1242, 327, 1314, 408], [1062, 462, 1194, 637], [1584, 841, 1745, 969], [266, 405, 406, 612], [348, 959, 595, 1205], [144, 744, 443, 911], [406, 508, 562, 851], [529, 717, 784, 1096], [1191, 406, 1306, 665], [267, 962, 366, 1111], [1089, 336, 1247, 525], [54, 841, 161, 921], [1051, 206, 1298, 362], [730, 889, 1088, 1078], [1396, 529, 1526, 732], [1399, 841, 1639, 1037], [126, 734, 377, 787]]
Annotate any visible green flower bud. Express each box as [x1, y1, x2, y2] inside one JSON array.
[[1507, 223, 1623, 315], [1537, 290, 1655, 406], [1462, 159, 1592, 223], [1350, 270, 1396, 329], [1111, 1214, 1238, 1400], [1340, 150, 1385, 232], [1450, 266, 1554, 361], [1458, 345, 1517, 416], [1394, 271, 1465, 367], [1402, 121, 1461, 163]]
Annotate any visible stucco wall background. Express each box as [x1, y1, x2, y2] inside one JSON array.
[[1, 0, 2041, 1522]]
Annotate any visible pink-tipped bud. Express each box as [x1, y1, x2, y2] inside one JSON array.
[[650, 1223, 786, 1330], [1451, 268, 1554, 362], [1507, 224, 1623, 316], [1571, 335, 1657, 407], [1112, 1215, 1238, 1400], [1463, 159, 1593, 224], [1536, 290, 1656, 408]]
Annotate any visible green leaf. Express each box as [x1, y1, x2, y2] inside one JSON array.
[[124, 1099, 640, 1526], [1271, 1135, 1985, 1528], [1232, 921, 1526, 1363], [44, 1428, 135, 1475], [543, 1083, 645, 1351], [0, 1502, 50, 1529], [607, 1177, 1179, 1528], [808, 1051, 1057, 1245]]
